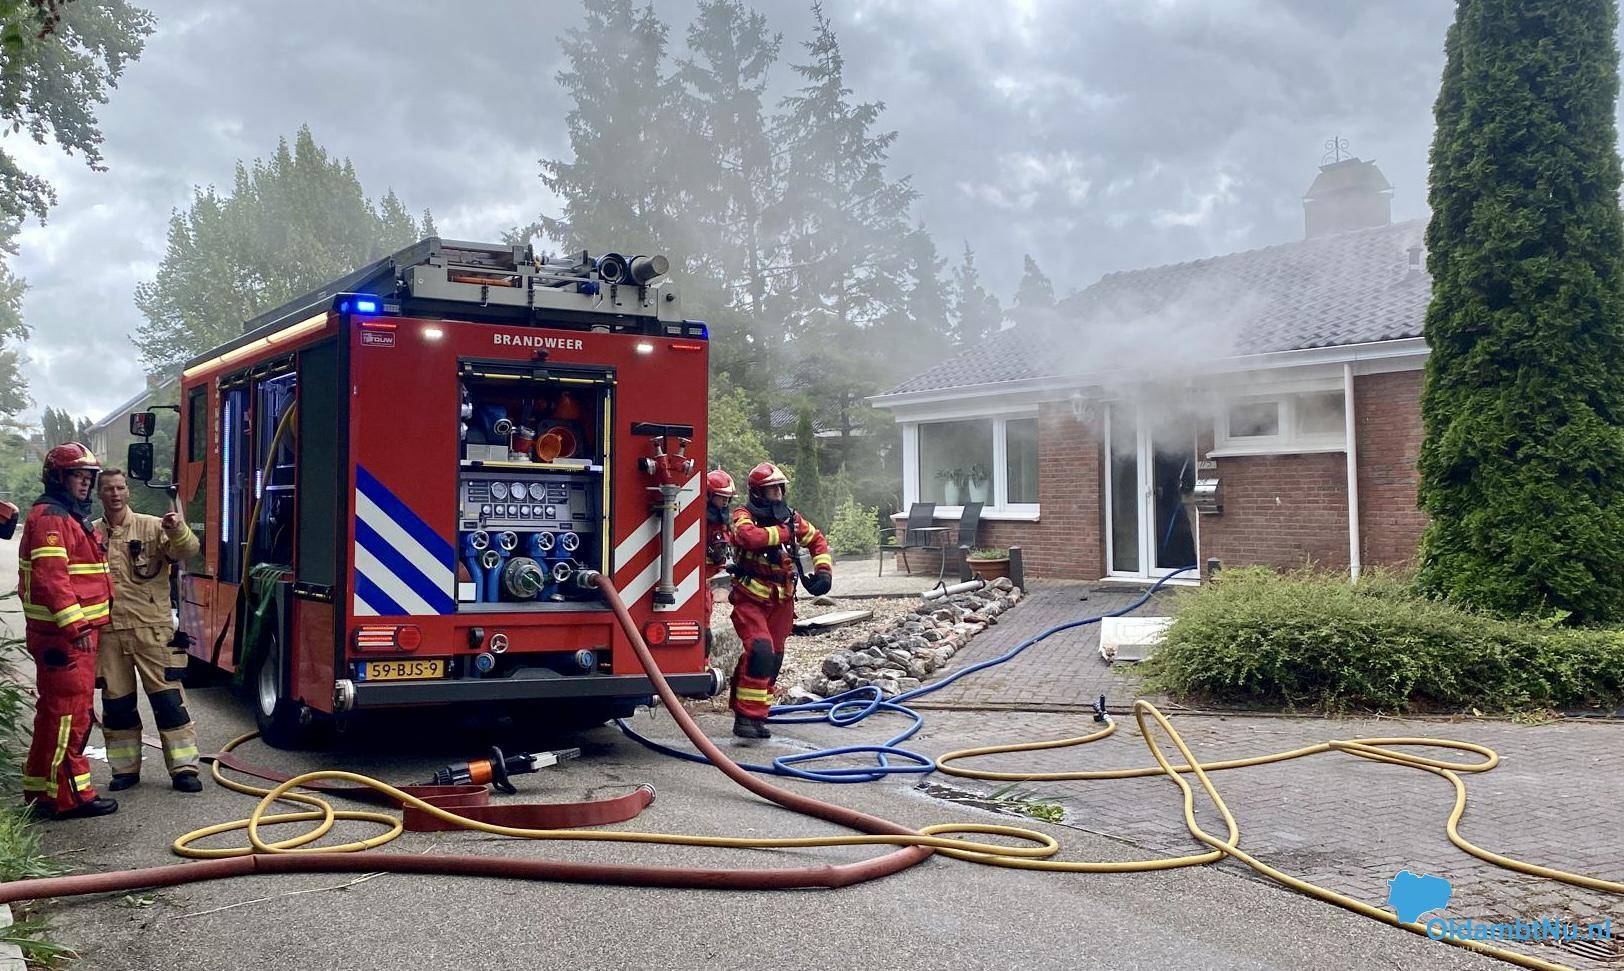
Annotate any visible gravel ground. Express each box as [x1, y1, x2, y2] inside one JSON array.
[[702, 586, 918, 708]]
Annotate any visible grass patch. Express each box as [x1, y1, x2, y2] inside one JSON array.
[[985, 783, 1066, 824], [1140, 568, 1624, 715]]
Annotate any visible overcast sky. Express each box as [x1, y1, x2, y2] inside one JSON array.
[[5, 0, 1482, 419]]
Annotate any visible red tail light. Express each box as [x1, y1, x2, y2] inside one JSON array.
[[664, 621, 702, 645], [642, 621, 670, 646], [352, 625, 421, 654]]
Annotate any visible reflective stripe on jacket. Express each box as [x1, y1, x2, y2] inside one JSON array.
[[728, 507, 830, 603], [19, 502, 110, 639], [93, 512, 199, 631]]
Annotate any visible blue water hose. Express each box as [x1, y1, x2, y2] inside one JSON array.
[[617, 565, 1196, 783]]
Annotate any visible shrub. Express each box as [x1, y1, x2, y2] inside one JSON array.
[[968, 547, 1008, 560], [827, 494, 879, 556], [1141, 568, 1624, 714]]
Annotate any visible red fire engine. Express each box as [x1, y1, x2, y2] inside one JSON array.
[[126, 239, 721, 747]]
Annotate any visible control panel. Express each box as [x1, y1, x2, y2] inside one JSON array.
[[459, 473, 597, 533]]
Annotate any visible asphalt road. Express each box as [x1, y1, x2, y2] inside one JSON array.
[[22, 686, 1504, 971]]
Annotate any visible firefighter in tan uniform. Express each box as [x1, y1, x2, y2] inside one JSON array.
[[93, 469, 204, 792]]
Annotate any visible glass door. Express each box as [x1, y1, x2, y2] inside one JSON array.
[[1106, 404, 1141, 575], [1105, 402, 1197, 578], [1148, 413, 1197, 573]]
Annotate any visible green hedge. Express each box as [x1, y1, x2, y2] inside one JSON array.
[[1141, 569, 1624, 714]]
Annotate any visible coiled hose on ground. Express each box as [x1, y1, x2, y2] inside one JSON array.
[[0, 573, 1614, 971], [616, 566, 1199, 781]]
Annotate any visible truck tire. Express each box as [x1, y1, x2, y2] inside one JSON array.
[[251, 630, 325, 749]]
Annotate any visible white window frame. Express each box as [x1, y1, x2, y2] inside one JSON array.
[[902, 412, 1041, 521], [1211, 387, 1347, 457]]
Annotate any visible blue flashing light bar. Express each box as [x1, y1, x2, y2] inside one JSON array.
[[354, 298, 379, 314]]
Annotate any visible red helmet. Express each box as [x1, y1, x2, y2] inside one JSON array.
[[42, 442, 100, 483], [747, 462, 789, 493], [706, 468, 736, 498]]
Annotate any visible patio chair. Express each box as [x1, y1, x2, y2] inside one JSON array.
[[878, 502, 946, 576], [951, 502, 985, 575]]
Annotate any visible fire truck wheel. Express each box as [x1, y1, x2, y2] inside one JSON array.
[[251, 631, 327, 750]]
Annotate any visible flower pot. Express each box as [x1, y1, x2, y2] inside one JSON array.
[[967, 480, 988, 504], [942, 481, 961, 506], [966, 557, 1010, 582]]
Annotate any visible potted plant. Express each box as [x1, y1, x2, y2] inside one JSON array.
[[936, 467, 967, 506], [966, 464, 990, 504], [965, 547, 1011, 582]]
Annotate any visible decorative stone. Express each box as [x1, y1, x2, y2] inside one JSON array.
[[822, 654, 852, 679]]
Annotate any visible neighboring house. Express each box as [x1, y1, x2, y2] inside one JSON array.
[[86, 374, 179, 471], [871, 158, 1429, 581]]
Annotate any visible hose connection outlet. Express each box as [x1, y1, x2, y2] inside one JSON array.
[[473, 652, 497, 674], [489, 632, 510, 654], [333, 679, 356, 713]]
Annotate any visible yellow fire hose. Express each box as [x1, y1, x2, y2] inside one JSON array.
[[169, 699, 1619, 971]]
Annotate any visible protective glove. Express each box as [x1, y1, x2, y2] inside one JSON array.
[[802, 569, 832, 597]]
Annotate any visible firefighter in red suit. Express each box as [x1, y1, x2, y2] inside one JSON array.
[[727, 462, 832, 739], [18, 443, 117, 820], [702, 469, 736, 657]]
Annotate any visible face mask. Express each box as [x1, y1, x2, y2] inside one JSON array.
[[748, 497, 792, 524]]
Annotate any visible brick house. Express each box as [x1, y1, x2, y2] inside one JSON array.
[[871, 158, 1431, 581]]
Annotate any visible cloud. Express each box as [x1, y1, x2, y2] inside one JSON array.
[[10, 0, 1583, 420]]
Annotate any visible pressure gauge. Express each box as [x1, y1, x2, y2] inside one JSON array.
[[528, 482, 546, 501], [511, 481, 527, 500], [490, 481, 509, 500]]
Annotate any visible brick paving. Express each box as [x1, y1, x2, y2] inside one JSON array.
[[911, 579, 1179, 711], [834, 578, 1624, 970]]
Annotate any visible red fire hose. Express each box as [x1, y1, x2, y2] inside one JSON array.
[[0, 573, 941, 904]]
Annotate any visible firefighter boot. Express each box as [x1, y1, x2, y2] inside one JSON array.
[[27, 796, 118, 822], [172, 771, 202, 793], [109, 773, 139, 791], [732, 713, 771, 739]]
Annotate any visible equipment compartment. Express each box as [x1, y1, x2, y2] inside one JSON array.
[[454, 361, 613, 611]]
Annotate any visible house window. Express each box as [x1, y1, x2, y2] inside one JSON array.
[[909, 415, 1041, 516], [1226, 400, 1281, 439], [1296, 390, 1346, 436], [918, 420, 994, 505], [1005, 417, 1038, 504], [1214, 390, 1346, 455]]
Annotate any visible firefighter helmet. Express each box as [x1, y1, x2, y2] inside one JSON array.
[[706, 468, 737, 498], [42, 442, 100, 483], [747, 462, 788, 493]]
